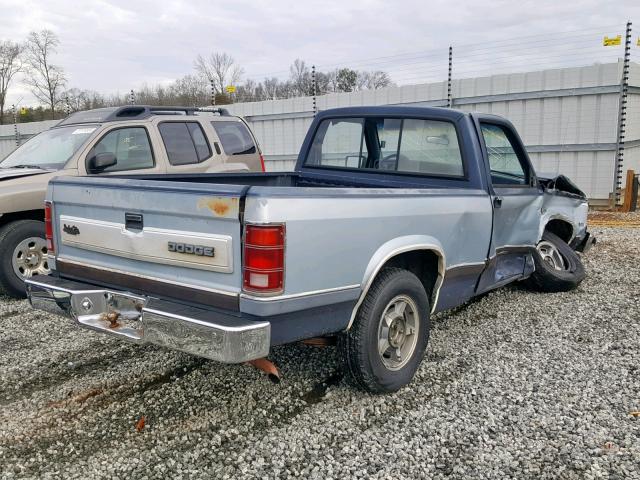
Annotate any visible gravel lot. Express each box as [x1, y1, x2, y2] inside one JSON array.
[[1, 218, 639, 479]]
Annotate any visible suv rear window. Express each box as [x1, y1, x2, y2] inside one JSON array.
[[211, 121, 256, 155], [159, 122, 211, 165]]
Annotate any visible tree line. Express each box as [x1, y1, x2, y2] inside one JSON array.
[[0, 31, 393, 124]]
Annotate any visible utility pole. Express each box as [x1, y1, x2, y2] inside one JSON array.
[[612, 20, 632, 208], [446, 46, 453, 108]]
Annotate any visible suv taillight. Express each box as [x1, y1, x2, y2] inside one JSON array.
[[259, 153, 266, 172], [243, 224, 285, 294], [44, 201, 54, 253]]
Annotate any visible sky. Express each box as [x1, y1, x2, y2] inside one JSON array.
[[1, 0, 639, 106]]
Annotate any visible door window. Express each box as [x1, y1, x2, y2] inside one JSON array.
[[480, 123, 528, 185], [159, 122, 211, 165], [87, 127, 154, 172]]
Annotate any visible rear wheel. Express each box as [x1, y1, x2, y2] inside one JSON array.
[[340, 267, 430, 393], [0, 220, 50, 298], [525, 231, 585, 293]]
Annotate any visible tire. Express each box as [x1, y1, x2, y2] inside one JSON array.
[[339, 267, 431, 393], [525, 231, 586, 293], [0, 220, 50, 298]]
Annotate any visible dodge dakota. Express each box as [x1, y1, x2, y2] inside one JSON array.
[[26, 106, 594, 393]]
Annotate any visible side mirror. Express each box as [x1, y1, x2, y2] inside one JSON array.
[[88, 152, 117, 173]]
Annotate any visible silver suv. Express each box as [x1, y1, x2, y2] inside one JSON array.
[[0, 105, 265, 297]]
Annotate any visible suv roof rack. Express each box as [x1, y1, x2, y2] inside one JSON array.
[[56, 105, 231, 126]]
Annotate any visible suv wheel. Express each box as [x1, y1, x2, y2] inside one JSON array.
[[0, 220, 50, 298], [340, 267, 431, 393]]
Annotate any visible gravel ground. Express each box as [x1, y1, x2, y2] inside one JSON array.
[[1, 221, 639, 479]]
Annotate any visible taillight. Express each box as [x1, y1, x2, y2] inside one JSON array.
[[44, 201, 54, 253], [243, 224, 285, 294], [259, 153, 266, 172]]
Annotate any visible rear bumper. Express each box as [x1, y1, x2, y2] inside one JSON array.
[[25, 275, 270, 363]]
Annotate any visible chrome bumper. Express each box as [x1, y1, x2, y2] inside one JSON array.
[[25, 276, 270, 363]]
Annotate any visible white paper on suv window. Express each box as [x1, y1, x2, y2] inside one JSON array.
[[72, 127, 97, 135]]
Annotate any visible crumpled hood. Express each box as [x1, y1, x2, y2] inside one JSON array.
[[538, 173, 586, 199], [0, 168, 51, 181]]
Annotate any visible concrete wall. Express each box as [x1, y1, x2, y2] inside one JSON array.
[[2, 61, 638, 200]]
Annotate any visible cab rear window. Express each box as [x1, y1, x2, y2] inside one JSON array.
[[211, 121, 256, 155], [305, 117, 465, 178]]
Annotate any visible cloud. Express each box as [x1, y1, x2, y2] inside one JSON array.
[[1, 0, 638, 106]]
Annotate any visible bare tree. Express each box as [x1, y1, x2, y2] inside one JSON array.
[[24, 30, 66, 119], [289, 59, 311, 96], [61, 88, 105, 112], [262, 77, 280, 100], [0, 40, 23, 125], [358, 70, 392, 90], [170, 74, 208, 106], [194, 52, 243, 94]]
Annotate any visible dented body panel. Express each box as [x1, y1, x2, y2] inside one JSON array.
[[29, 106, 593, 363]]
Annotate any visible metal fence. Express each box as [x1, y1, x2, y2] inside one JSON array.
[[227, 61, 639, 202]]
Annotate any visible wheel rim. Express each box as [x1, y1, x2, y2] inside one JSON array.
[[536, 240, 567, 271], [12, 236, 50, 279], [377, 295, 419, 371]]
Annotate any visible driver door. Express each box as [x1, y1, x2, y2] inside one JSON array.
[[473, 115, 543, 293], [82, 125, 165, 175]]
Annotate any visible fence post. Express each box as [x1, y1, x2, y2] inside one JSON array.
[[312, 65, 317, 116], [446, 45, 453, 108], [611, 20, 632, 208], [11, 104, 19, 147]]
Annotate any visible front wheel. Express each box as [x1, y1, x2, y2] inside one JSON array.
[[0, 220, 51, 298], [525, 231, 586, 293], [340, 267, 431, 393]]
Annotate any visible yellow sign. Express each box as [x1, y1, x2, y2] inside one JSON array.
[[603, 35, 621, 46], [225, 85, 236, 94], [20, 107, 27, 115]]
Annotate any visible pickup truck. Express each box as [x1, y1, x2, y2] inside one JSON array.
[[26, 106, 594, 393], [0, 105, 264, 298]]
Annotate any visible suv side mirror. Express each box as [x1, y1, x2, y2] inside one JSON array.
[[88, 152, 117, 173]]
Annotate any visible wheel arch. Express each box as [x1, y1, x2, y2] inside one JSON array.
[[346, 236, 446, 330], [0, 209, 44, 229], [541, 215, 575, 244]]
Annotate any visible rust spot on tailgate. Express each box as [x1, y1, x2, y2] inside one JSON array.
[[197, 197, 239, 218]]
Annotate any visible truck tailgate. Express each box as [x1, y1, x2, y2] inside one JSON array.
[[49, 176, 247, 309]]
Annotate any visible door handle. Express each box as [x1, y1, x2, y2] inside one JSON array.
[[493, 196, 503, 208]]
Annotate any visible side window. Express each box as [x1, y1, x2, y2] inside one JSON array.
[[211, 121, 257, 155], [480, 123, 528, 185], [397, 119, 464, 176], [159, 122, 211, 166], [87, 127, 154, 172]]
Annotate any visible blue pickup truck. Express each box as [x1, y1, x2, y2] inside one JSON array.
[[26, 106, 593, 393]]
